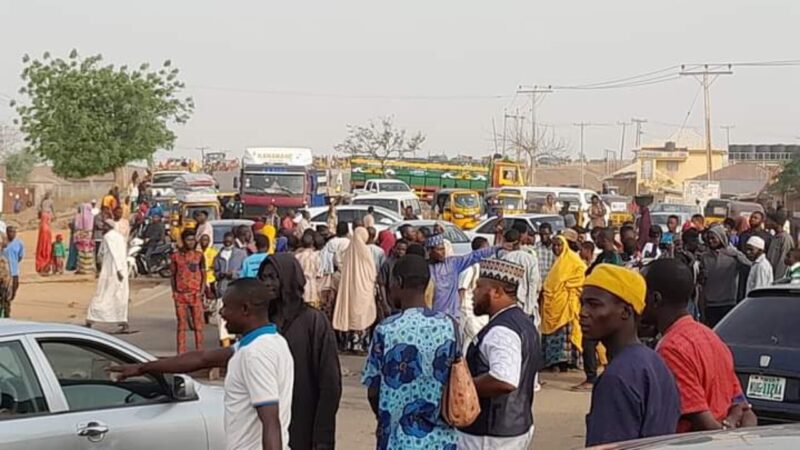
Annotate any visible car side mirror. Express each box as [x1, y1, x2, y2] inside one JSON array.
[[171, 374, 198, 401]]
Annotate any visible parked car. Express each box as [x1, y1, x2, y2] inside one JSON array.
[[716, 285, 800, 424], [209, 219, 254, 250], [148, 170, 188, 198], [0, 319, 224, 450], [303, 205, 401, 233], [467, 214, 566, 245], [595, 423, 800, 449], [388, 220, 472, 255]]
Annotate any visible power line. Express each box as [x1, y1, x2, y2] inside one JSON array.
[[187, 85, 514, 101]]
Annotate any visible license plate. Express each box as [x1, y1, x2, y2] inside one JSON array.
[[747, 375, 786, 402]]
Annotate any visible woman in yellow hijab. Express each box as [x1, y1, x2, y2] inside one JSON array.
[[541, 234, 586, 370]]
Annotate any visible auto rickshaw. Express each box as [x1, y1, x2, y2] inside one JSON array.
[[170, 194, 222, 243], [704, 199, 765, 226], [602, 194, 634, 227], [433, 189, 481, 230], [485, 191, 524, 217]]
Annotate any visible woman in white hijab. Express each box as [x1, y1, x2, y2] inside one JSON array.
[[332, 227, 377, 353]]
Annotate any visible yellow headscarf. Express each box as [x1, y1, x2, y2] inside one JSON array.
[[261, 224, 277, 255], [542, 235, 587, 351]]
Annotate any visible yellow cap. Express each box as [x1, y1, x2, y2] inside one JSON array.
[[585, 264, 647, 314]]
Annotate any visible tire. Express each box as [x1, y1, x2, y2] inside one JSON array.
[[158, 267, 173, 278]]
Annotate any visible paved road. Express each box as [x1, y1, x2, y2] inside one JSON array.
[[104, 279, 589, 450]]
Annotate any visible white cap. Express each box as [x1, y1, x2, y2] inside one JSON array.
[[747, 236, 766, 251]]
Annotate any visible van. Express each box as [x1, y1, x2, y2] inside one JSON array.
[[502, 186, 608, 228], [352, 192, 422, 218]]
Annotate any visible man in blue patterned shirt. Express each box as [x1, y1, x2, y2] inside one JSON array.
[[362, 254, 458, 450]]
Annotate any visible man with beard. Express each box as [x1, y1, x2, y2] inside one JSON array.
[[700, 226, 751, 327], [458, 258, 541, 450], [111, 279, 293, 450], [258, 253, 341, 450]]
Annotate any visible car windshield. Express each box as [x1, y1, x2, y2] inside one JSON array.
[[381, 183, 410, 192], [501, 197, 522, 208], [152, 173, 182, 185], [454, 193, 479, 208], [650, 214, 670, 225], [244, 173, 305, 195], [442, 225, 469, 243], [184, 205, 219, 220], [717, 296, 800, 348]]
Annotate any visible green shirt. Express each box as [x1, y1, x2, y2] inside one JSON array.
[[53, 242, 67, 258]]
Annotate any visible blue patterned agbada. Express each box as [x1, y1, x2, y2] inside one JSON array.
[[362, 308, 458, 450]]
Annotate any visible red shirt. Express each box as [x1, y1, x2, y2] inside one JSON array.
[[281, 216, 295, 232], [656, 316, 744, 432], [171, 250, 205, 294]]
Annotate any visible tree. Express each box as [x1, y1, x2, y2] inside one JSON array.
[[771, 156, 800, 196], [11, 50, 193, 182], [335, 117, 425, 168], [5, 149, 37, 183], [494, 123, 570, 183]]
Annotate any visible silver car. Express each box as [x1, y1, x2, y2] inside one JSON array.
[[0, 320, 224, 450], [389, 220, 473, 255], [596, 424, 800, 449]]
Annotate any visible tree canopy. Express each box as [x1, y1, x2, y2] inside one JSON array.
[[335, 116, 424, 167], [772, 156, 800, 195], [11, 50, 193, 179]]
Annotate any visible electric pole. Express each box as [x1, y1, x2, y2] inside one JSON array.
[[517, 85, 553, 184], [720, 124, 735, 150], [574, 122, 589, 188], [502, 110, 525, 160], [617, 121, 628, 162], [680, 64, 733, 181], [631, 118, 647, 149]]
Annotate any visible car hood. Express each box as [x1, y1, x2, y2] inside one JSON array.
[[594, 423, 800, 449]]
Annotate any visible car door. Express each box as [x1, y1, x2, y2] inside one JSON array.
[[30, 335, 209, 450], [0, 337, 76, 450]]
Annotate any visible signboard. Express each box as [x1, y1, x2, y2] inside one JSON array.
[[243, 147, 313, 166], [683, 180, 720, 210]]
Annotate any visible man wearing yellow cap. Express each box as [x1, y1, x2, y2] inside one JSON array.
[[581, 263, 680, 447]]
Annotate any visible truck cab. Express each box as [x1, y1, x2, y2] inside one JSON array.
[[237, 147, 313, 218], [355, 179, 414, 196]]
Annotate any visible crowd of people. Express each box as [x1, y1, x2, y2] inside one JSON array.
[[107, 193, 797, 450], [15, 177, 797, 449]]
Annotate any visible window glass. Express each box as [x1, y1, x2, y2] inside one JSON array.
[[337, 210, 356, 224], [716, 297, 800, 348], [476, 218, 499, 234], [353, 198, 400, 213], [0, 341, 48, 419], [311, 211, 329, 223], [442, 225, 469, 244], [38, 340, 170, 411]]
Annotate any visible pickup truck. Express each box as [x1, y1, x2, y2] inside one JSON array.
[[353, 178, 413, 196]]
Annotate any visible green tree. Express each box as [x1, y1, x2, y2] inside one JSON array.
[[4, 149, 37, 183], [771, 156, 800, 197], [335, 116, 425, 169], [11, 50, 193, 181]]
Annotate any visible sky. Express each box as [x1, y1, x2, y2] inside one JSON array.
[[1, 0, 799, 161]]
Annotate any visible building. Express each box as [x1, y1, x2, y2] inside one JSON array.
[[603, 132, 726, 197], [687, 163, 777, 200], [729, 144, 799, 163]]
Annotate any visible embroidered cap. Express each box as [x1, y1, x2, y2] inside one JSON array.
[[425, 233, 445, 248], [747, 236, 766, 251], [479, 258, 524, 288]]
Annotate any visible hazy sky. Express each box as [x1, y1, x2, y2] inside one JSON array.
[[2, 0, 799, 161]]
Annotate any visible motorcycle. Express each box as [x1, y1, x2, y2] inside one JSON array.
[[129, 237, 173, 278]]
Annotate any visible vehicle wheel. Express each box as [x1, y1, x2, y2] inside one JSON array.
[[158, 267, 173, 278]]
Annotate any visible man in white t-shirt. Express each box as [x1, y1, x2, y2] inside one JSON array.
[[111, 279, 293, 450]]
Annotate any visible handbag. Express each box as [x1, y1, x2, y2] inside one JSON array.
[[440, 317, 480, 428]]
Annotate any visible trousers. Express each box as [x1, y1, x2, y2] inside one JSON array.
[[174, 293, 204, 354]]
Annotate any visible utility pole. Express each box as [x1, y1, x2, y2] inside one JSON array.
[[517, 85, 553, 184], [574, 122, 588, 188], [631, 118, 647, 149], [617, 121, 628, 162], [502, 110, 525, 160], [680, 64, 733, 180], [604, 149, 618, 175], [720, 124, 735, 150]]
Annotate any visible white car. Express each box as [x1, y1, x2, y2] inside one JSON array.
[[0, 320, 224, 450], [467, 214, 567, 245], [149, 171, 188, 198], [353, 178, 413, 196], [351, 192, 423, 218], [303, 205, 402, 232], [388, 220, 473, 255]]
